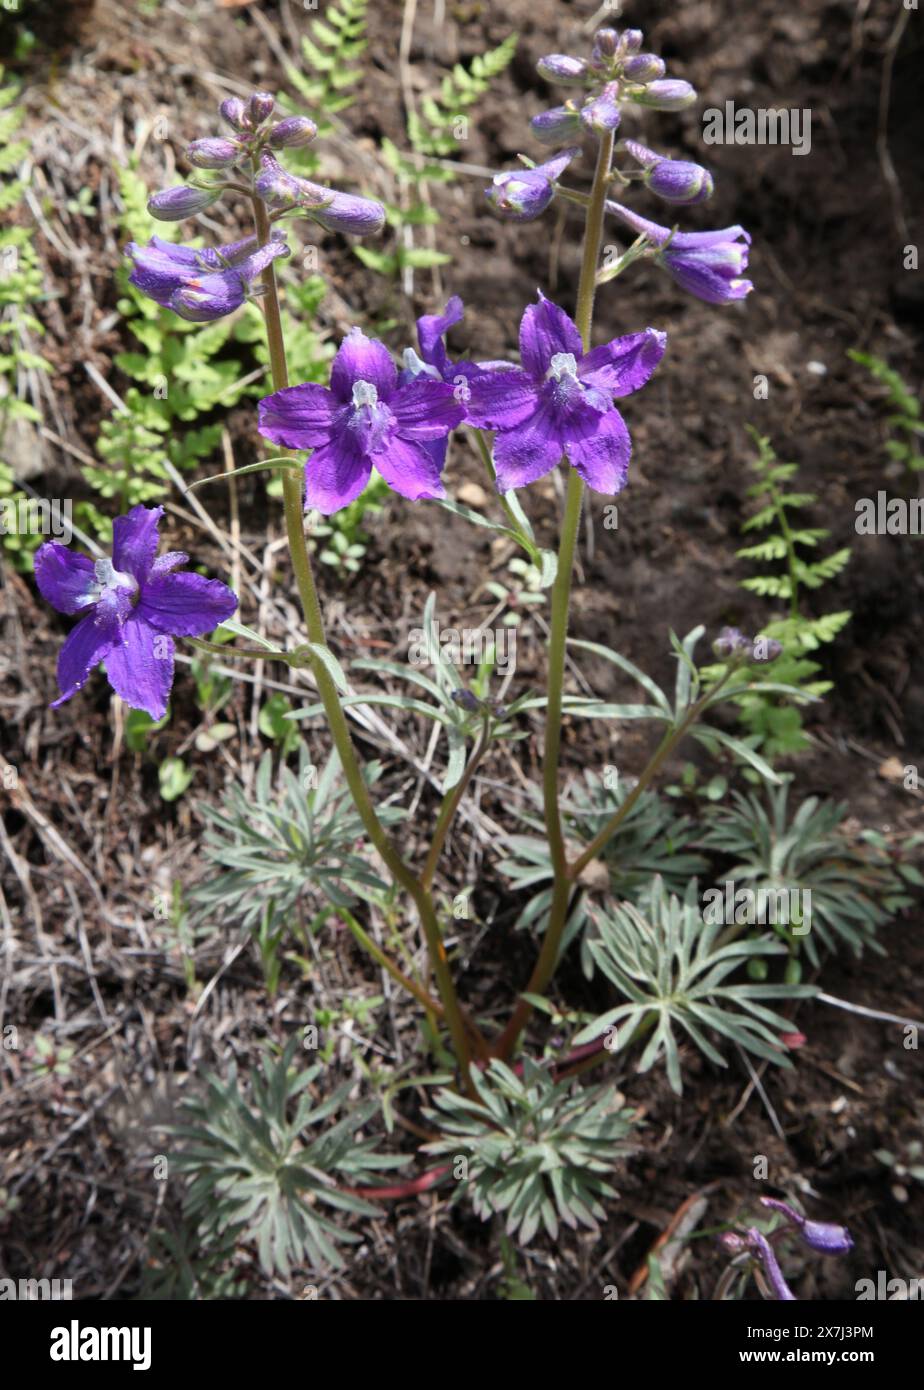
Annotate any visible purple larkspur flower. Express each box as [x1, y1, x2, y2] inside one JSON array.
[[34, 505, 237, 720], [760, 1198, 854, 1256], [606, 201, 753, 303], [255, 152, 385, 236], [125, 234, 289, 322], [486, 148, 579, 222], [258, 329, 467, 515], [464, 294, 666, 495]]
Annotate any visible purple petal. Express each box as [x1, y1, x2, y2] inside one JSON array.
[[464, 368, 536, 430], [170, 268, 247, 321], [150, 551, 189, 578], [492, 402, 565, 491], [329, 329, 397, 405], [579, 328, 667, 398], [112, 505, 164, 582], [669, 224, 750, 251], [667, 258, 752, 304], [34, 542, 96, 615], [259, 383, 336, 449], [138, 572, 238, 637], [417, 296, 464, 376], [104, 615, 175, 721], [519, 295, 583, 379], [304, 439, 372, 516], [564, 408, 631, 495], [390, 380, 466, 440], [51, 611, 119, 707], [374, 437, 446, 501]]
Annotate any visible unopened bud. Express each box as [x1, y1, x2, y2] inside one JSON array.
[[647, 158, 714, 205], [619, 29, 644, 56], [530, 104, 583, 145], [537, 54, 588, 86], [751, 636, 783, 664], [219, 97, 249, 131], [147, 184, 222, 221], [581, 85, 621, 135], [593, 28, 619, 58], [248, 91, 275, 125], [267, 116, 318, 149], [187, 138, 241, 169], [633, 79, 697, 110], [622, 54, 667, 83], [451, 689, 480, 713]]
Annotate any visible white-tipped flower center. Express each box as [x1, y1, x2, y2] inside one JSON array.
[[352, 380, 379, 409], [548, 352, 579, 382], [402, 348, 441, 382]]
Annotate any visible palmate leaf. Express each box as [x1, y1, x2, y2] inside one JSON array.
[[423, 1059, 635, 1243], [574, 880, 814, 1094], [189, 745, 399, 938], [698, 784, 913, 967], [168, 1040, 406, 1279]]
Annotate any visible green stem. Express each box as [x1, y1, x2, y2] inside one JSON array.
[[471, 428, 535, 544], [571, 671, 733, 879], [494, 130, 614, 1058], [249, 183, 481, 1089]]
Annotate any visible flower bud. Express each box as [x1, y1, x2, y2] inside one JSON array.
[[712, 626, 753, 661], [309, 188, 387, 236], [248, 91, 275, 125], [593, 28, 619, 58], [147, 184, 222, 221], [267, 116, 318, 149], [647, 158, 714, 205], [187, 138, 241, 170], [622, 53, 666, 83], [633, 79, 697, 110], [619, 29, 644, 56], [486, 149, 578, 223], [537, 54, 588, 86], [580, 85, 621, 135], [219, 97, 249, 131], [530, 104, 582, 145], [451, 689, 480, 713]]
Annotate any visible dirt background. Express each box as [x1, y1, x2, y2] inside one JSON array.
[[0, 0, 922, 1300]]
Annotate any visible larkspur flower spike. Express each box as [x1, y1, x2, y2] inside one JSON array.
[[35, 505, 238, 720]]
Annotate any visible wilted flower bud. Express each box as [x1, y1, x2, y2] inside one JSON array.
[[267, 116, 318, 149], [647, 158, 714, 205], [147, 184, 222, 221], [537, 54, 588, 86], [622, 53, 666, 83], [581, 84, 621, 135], [451, 688, 480, 713], [751, 636, 783, 664], [248, 91, 275, 125], [187, 138, 241, 170], [760, 1197, 854, 1255], [530, 104, 583, 145], [634, 79, 697, 110], [746, 1229, 796, 1301], [219, 97, 249, 131]]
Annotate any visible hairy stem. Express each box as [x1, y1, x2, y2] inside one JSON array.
[[494, 130, 615, 1058], [250, 185, 482, 1088]]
